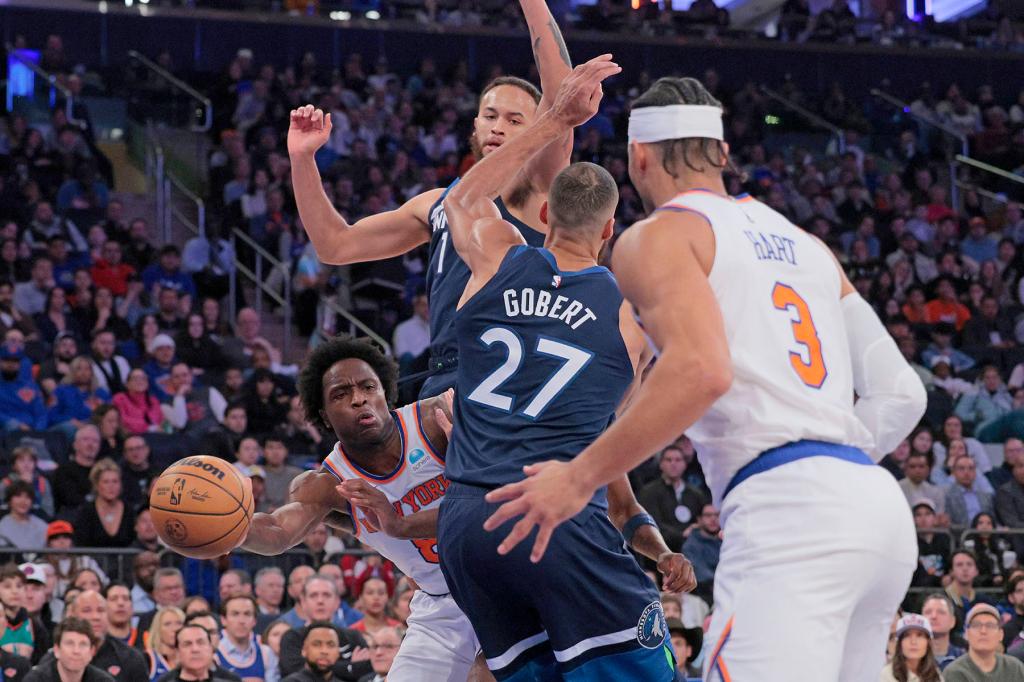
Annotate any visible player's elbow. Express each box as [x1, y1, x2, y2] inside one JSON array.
[[900, 372, 928, 425], [700, 361, 734, 403]]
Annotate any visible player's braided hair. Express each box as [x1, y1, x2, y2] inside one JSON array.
[[630, 77, 732, 177], [298, 335, 398, 431]]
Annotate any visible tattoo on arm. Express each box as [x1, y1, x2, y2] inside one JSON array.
[[548, 19, 571, 68], [531, 19, 571, 69]]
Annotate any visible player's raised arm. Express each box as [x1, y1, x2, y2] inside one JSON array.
[[511, 0, 575, 195], [485, 212, 733, 561], [288, 106, 439, 265], [443, 55, 621, 283], [241, 470, 341, 555]]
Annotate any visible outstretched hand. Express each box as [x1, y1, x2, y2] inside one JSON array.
[[550, 54, 621, 128], [288, 104, 333, 157], [483, 459, 592, 563]]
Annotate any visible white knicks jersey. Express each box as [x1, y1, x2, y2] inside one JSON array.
[[656, 189, 874, 504], [323, 402, 450, 595]]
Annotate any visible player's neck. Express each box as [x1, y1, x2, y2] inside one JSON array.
[[544, 235, 599, 271], [341, 420, 402, 477], [649, 173, 727, 208]]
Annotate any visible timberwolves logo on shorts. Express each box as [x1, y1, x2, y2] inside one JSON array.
[[637, 601, 668, 649]]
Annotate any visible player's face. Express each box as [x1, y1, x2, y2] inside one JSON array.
[[471, 85, 537, 160], [321, 359, 391, 445], [302, 626, 340, 673]]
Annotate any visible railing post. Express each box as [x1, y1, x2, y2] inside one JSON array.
[[229, 232, 238, 323], [255, 254, 263, 317], [163, 177, 172, 245]]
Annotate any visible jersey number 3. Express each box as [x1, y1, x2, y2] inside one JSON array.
[[468, 327, 593, 417], [772, 283, 827, 389]]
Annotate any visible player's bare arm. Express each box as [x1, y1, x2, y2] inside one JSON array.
[[606, 477, 696, 594], [510, 0, 574, 198], [485, 211, 733, 561], [444, 56, 621, 299], [241, 469, 347, 555], [288, 105, 440, 265]]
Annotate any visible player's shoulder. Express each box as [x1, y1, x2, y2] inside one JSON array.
[[614, 209, 714, 275]]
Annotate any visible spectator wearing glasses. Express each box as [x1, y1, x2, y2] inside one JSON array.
[[357, 627, 403, 682], [944, 604, 1024, 680]]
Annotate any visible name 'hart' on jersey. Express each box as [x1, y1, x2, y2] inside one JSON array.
[[445, 245, 634, 502]]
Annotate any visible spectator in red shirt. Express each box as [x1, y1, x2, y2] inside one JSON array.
[[89, 241, 135, 298], [925, 277, 972, 331]]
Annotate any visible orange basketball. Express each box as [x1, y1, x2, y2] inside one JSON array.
[[150, 455, 253, 560]]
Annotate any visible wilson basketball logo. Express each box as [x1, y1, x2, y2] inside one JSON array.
[[175, 457, 227, 480]]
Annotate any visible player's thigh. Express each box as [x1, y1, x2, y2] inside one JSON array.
[[532, 505, 676, 682], [388, 593, 479, 682], [438, 491, 550, 676]]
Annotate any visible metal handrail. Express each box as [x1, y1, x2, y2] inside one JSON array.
[[760, 85, 846, 154], [870, 88, 969, 211], [230, 227, 293, 359], [166, 171, 206, 238], [954, 155, 1024, 186], [870, 88, 969, 156], [319, 295, 392, 356], [955, 180, 1009, 205], [128, 49, 212, 132], [4, 42, 84, 129]]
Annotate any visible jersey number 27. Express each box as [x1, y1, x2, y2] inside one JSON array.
[[467, 327, 593, 417], [772, 283, 827, 388]]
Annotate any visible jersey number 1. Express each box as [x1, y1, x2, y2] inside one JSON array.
[[772, 283, 826, 388]]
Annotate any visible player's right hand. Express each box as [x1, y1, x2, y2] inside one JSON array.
[[337, 479, 404, 537], [287, 104, 332, 157], [657, 552, 697, 594], [550, 54, 621, 128]]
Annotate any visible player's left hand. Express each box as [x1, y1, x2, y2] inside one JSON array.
[[657, 552, 697, 594], [484, 460, 591, 563]]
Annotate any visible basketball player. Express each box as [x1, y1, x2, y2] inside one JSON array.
[[289, 0, 573, 397], [485, 77, 929, 681], [240, 332, 693, 681], [412, 54, 678, 680]]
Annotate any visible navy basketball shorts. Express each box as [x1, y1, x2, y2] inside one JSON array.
[[438, 482, 677, 681]]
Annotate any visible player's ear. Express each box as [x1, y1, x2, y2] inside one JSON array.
[[630, 140, 647, 173], [601, 218, 614, 241], [539, 201, 549, 226]]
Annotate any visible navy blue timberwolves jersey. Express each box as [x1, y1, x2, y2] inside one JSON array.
[[446, 245, 634, 506], [426, 179, 546, 362]]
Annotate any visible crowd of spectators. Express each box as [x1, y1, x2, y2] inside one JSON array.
[[2, 16, 1024, 682]]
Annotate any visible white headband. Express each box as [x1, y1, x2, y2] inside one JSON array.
[[628, 104, 724, 143]]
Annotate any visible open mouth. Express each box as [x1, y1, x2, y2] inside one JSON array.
[[357, 412, 378, 427]]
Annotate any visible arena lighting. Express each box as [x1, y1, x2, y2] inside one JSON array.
[[123, 0, 132, 6], [366, 10, 381, 19], [764, 114, 780, 125], [329, 10, 351, 20]]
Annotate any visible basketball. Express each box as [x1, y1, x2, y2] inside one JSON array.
[[150, 456, 253, 560]]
